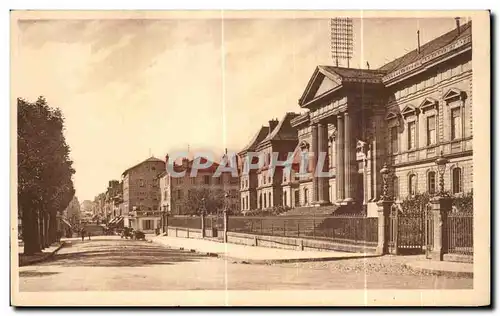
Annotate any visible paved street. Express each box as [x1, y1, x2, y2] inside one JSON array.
[[19, 238, 473, 291]]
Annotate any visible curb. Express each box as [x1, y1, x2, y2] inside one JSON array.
[[402, 262, 474, 278], [19, 242, 66, 267], [223, 254, 380, 265], [150, 238, 378, 265]]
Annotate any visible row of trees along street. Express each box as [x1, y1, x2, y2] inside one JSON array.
[[18, 96, 75, 255]]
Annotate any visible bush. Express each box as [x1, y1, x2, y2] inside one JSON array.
[[451, 191, 473, 213]]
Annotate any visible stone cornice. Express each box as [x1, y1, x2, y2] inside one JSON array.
[[290, 112, 310, 128], [383, 34, 472, 85]]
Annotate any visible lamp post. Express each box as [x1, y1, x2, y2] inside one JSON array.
[[200, 198, 206, 238], [435, 150, 448, 196], [162, 205, 166, 233], [223, 192, 229, 243], [380, 163, 391, 201]]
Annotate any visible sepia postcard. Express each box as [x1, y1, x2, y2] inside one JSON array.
[[10, 10, 490, 306]]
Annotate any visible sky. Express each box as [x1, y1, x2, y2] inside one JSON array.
[[13, 14, 464, 201]]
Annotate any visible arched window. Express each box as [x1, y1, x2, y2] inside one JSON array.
[[263, 193, 267, 208], [393, 176, 399, 200], [304, 188, 309, 205], [268, 192, 272, 207], [408, 174, 417, 196], [283, 191, 287, 207], [452, 167, 462, 194], [428, 171, 436, 194]]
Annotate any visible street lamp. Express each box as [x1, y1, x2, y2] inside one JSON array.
[[435, 150, 448, 195], [380, 163, 391, 200], [201, 198, 206, 216]]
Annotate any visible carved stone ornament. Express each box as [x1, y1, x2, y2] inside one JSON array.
[[299, 141, 310, 150]]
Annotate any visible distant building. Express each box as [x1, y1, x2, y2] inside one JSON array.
[[121, 156, 165, 232], [160, 154, 240, 215], [105, 180, 124, 227]]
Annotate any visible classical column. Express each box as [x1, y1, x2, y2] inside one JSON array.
[[336, 114, 345, 202], [317, 122, 329, 204], [311, 124, 319, 204], [344, 111, 354, 203]]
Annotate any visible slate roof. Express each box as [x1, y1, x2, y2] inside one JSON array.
[[378, 21, 472, 73], [239, 126, 270, 153], [319, 66, 387, 81], [260, 112, 300, 144]]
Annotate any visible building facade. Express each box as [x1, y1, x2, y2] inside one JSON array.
[[240, 21, 473, 215], [121, 157, 166, 230], [160, 155, 240, 215]]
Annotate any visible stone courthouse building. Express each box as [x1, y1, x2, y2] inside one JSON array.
[[240, 20, 472, 216]]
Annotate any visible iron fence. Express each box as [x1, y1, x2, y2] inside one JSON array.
[[447, 210, 473, 256], [168, 216, 202, 230], [227, 214, 378, 246]]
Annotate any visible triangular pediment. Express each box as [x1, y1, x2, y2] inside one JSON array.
[[299, 67, 342, 107], [419, 97, 438, 111], [443, 88, 464, 101], [385, 111, 399, 121], [401, 104, 418, 117]]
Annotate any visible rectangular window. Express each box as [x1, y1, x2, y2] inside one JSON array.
[[451, 108, 462, 140], [390, 126, 398, 154], [407, 121, 416, 150], [190, 178, 195, 185], [139, 179, 145, 187], [426, 115, 436, 145], [204, 175, 210, 185]]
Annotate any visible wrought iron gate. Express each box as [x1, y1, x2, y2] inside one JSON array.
[[389, 202, 434, 256]]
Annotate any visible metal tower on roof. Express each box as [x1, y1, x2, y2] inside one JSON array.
[[330, 17, 354, 68]]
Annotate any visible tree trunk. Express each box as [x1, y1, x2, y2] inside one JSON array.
[[45, 212, 50, 247], [38, 210, 45, 250], [22, 204, 40, 255], [43, 212, 50, 247], [49, 210, 57, 244]]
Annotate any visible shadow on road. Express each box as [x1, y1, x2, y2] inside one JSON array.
[[41, 240, 208, 267], [19, 270, 61, 277]]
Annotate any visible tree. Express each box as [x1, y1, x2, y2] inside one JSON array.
[[18, 96, 75, 255], [179, 188, 225, 215]]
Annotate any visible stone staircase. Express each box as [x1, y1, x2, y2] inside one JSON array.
[[278, 205, 340, 216], [279, 203, 365, 217]]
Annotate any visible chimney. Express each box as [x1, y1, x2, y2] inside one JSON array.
[[417, 30, 421, 54], [455, 17, 461, 35], [269, 118, 279, 134], [165, 154, 169, 163]]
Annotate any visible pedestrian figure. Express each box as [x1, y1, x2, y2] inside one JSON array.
[[80, 228, 85, 241], [88, 231, 91, 240]]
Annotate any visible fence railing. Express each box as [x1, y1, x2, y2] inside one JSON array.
[[227, 215, 378, 246], [168, 216, 201, 230], [447, 211, 473, 256]]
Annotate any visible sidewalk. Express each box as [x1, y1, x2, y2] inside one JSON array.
[[151, 235, 378, 264], [18, 242, 65, 266], [403, 259, 474, 278]]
